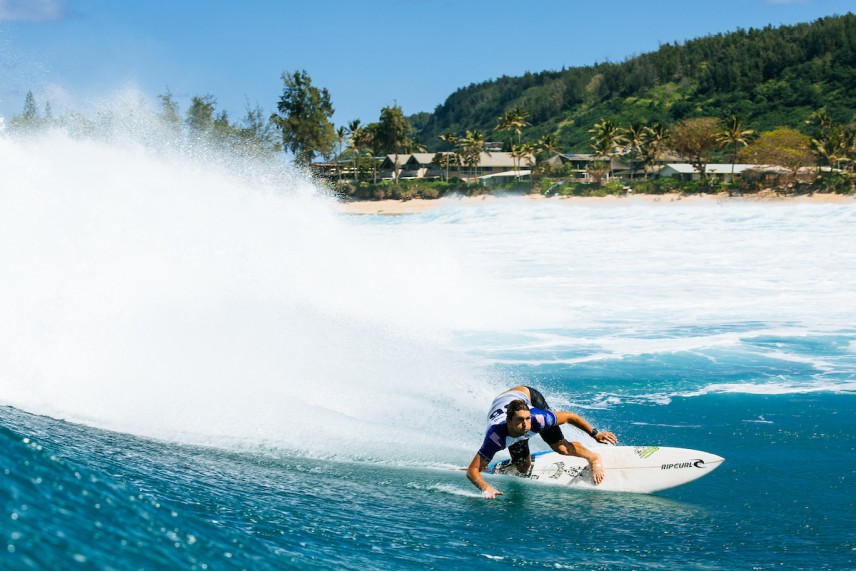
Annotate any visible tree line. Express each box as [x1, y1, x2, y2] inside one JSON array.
[[3, 70, 425, 171], [412, 13, 856, 151], [6, 88, 284, 158], [579, 111, 854, 186]]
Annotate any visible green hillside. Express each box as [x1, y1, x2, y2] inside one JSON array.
[[412, 14, 856, 151]]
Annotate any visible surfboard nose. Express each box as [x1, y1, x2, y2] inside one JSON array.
[[704, 453, 725, 469]]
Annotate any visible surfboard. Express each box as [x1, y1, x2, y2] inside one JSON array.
[[486, 446, 724, 493]]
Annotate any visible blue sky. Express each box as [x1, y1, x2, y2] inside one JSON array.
[[1, 0, 854, 128]]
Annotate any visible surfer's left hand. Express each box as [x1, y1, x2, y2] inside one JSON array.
[[594, 431, 618, 445]]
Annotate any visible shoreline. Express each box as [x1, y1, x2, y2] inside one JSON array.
[[339, 191, 856, 215]]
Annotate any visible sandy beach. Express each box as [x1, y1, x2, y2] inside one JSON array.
[[339, 191, 855, 215]]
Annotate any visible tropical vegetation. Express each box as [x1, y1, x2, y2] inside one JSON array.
[[4, 13, 855, 198], [411, 14, 856, 150]]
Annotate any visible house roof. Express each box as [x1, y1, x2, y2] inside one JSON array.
[[382, 151, 534, 168], [545, 153, 601, 163], [547, 152, 683, 164], [476, 152, 534, 167], [382, 154, 410, 167], [406, 153, 440, 165]]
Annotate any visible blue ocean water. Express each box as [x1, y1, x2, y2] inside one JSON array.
[[1, 133, 855, 569]]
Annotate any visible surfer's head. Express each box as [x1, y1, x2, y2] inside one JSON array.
[[505, 399, 531, 436]]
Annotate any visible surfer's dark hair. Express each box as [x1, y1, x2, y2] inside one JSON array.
[[505, 399, 530, 419]]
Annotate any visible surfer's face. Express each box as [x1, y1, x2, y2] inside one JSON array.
[[507, 409, 531, 437]]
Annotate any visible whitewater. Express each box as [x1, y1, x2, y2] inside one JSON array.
[[1, 129, 854, 569]]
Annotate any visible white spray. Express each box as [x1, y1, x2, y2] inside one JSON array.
[[0, 113, 524, 465]]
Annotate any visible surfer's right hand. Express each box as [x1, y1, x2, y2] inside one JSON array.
[[482, 487, 503, 499]]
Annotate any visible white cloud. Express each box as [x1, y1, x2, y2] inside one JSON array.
[[0, 0, 66, 22]]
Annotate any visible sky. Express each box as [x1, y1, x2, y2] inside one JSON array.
[[1, 0, 854, 128]]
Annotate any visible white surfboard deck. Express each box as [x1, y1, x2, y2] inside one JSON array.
[[487, 446, 724, 494]]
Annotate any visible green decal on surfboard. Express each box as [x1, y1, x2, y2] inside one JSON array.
[[636, 446, 660, 459]]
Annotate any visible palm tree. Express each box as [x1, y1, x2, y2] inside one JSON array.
[[589, 119, 626, 180], [536, 133, 560, 159], [360, 123, 382, 184], [495, 107, 530, 151], [811, 108, 833, 131], [808, 109, 856, 174], [533, 134, 560, 179], [432, 151, 460, 181], [624, 121, 648, 179], [810, 129, 838, 166], [510, 143, 531, 181], [457, 129, 486, 180], [845, 127, 856, 173], [586, 160, 611, 186], [335, 125, 348, 181], [347, 119, 362, 183], [640, 122, 668, 179], [403, 136, 426, 153], [439, 131, 458, 180], [509, 107, 530, 146], [718, 115, 756, 180], [494, 111, 516, 151]]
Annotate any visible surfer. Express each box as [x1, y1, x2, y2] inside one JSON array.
[[467, 386, 617, 498]]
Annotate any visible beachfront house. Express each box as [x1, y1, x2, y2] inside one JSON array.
[[657, 163, 764, 182], [464, 152, 534, 180], [378, 153, 444, 180], [542, 153, 631, 182], [378, 151, 531, 181]]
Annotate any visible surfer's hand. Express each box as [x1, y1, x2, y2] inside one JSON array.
[[590, 457, 605, 485], [482, 487, 503, 499], [594, 431, 618, 445]]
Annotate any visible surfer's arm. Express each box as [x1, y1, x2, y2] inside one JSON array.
[[466, 454, 503, 499], [553, 411, 617, 445]]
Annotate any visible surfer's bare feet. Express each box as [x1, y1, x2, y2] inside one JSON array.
[[590, 456, 605, 485]]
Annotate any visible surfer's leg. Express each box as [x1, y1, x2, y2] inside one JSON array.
[[525, 386, 548, 409], [502, 386, 531, 399], [526, 386, 566, 446], [550, 439, 605, 485]]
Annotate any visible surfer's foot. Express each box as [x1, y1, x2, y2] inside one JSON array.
[[590, 456, 604, 485]]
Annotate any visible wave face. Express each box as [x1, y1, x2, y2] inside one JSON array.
[[2, 129, 855, 570]]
